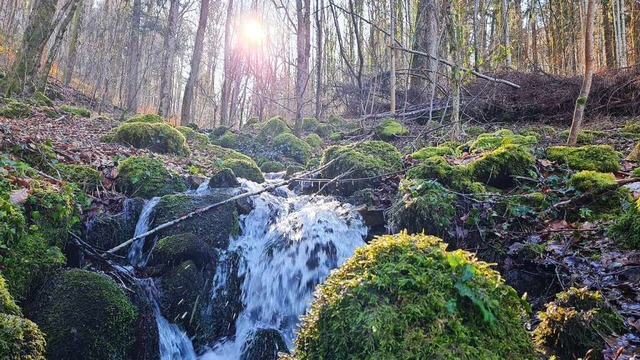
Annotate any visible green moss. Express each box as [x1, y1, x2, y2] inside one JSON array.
[[24, 180, 77, 246], [304, 133, 323, 148], [376, 118, 409, 141], [116, 155, 186, 198], [0, 314, 46, 360], [55, 163, 102, 191], [177, 126, 209, 147], [293, 232, 535, 360], [622, 121, 640, 134], [466, 125, 486, 138], [150, 233, 215, 269], [314, 123, 336, 139], [85, 199, 143, 251], [273, 133, 312, 164], [329, 132, 342, 141], [608, 198, 640, 249], [558, 129, 605, 144], [469, 144, 534, 188], [112, 122, 190, 155], [320, 141, 403, 196], [412, 145, 460, 160], [39, 106, 58, 118], [34, 269, 137, 360], [633, 167, 640, 177], [0, 99, 31, 119], [260, 161, 286, 173], [627, 141, 640, 161], [407, 156, 484, 193], [125, 113, 165, 123], [533, 287, 624, 359], [210, 126, 230, 138], [0, 276, 20, 316], [257, 117, 292, 142], [302, 117, 320, 132], [469, 129, 537, 152], [30, 91, 53, 106], [59, 105, 91, 118], [213, 131, 239, 149], [568, 171, 616, 192], [221, 158, 264, 183], [547, 145, 621, 172]]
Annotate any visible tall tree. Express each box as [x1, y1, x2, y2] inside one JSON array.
[[389, 0, 396, 114], [314, 0, 324, 120], [220, 0, 234, 126], [126, 0, 142, 113], [63, 0, 84, 86], [567, 0, 595, 146], [39, 0, 80, 91], [6, 0, 60, 94], [181, 0, 210, 125], [409, 0, 438, 103], [294, 0, 311, 133], [158, 0, 180, 117]]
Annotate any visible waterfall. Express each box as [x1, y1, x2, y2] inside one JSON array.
[[200, 181, 368, 359], [128, 197, 160, 267]]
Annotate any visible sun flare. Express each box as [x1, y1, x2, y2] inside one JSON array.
[[241, 18, 266, 46]]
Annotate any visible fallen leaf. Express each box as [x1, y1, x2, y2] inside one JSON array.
[[9, 188, 30, 205]]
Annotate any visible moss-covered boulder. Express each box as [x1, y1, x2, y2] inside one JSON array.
[[623, 121, 640, 134], [152, 193, 238, 249], [406, 156, 485, 193], [55, 163, 102, 191], [568, 170, 616, 192], [85, 198, 144, 251], [112, 122, 190, 155], [558, 129, 605, 144], [272, 133, 312, 164], [469, 129, 537, 152], [116, 155, 186, 198], [221, 158, 264, 183], [546, 145, 621, 172], [241, 328, 289, 360], [260, 161, 286, 173], [627, 141, 640, 161], [301, 117, 319, 132], [304, 133, 323, 149], [412, 144, 459, 160], [177, 126, 209, 147], [33, 269, 137, 360], [125, 113, 165, 123], [314, 123, 335, 139], [608, 197, 640, 249], [149, 233, 216, 269], [0, 314, 46, 360], [31, 91, 53, 107], [208, 168, 240, 189], [469, 144, 534, 188], [375, 118, 409, 141], [0, 99, 31, 119], [292, 232, 535, 360], [320, 141, 403, 196], [258, 117, 292, 142], [59, 105, 90, 118], [533, 287, 624, 359], [566, 171, 631, 220]]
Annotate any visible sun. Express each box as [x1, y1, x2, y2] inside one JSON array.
[[241, 18, 266, 47]]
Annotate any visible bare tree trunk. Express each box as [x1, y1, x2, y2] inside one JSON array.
[[158, 0, 179, 117], [39, 0, 80, 91], [568, 0, 595, 146], [126, 0, 142, 113], [314, 0, 324, 120], [602, 0, 615, 68], [409, 0, 438, 103], [502, 0, 512, 67], [220, 0, 234, 126], [63, 0, 83, 86], [294, 0, 311, 134], [6, 0, 59, 94], [390, 0, 396, 114], [181, 0, 210, 126]]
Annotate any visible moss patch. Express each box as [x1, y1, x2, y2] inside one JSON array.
[[568, 171, 616, 192], [627, 141, 640, 161], [469, 144, 534, 188], [558, 129, 605, 144], [260, 161, 286, 173], [608, 198, 640, 249], [314, 123, 336, 139], [33, 269, 137, 360], [302, 117, 319, 132], [116, 155, 186, 198], [59, 105, 90, 118], [469, 129, 537, 152], [0, 314, 46, 360], [55, 163, 102, 191], [257, 117, 292, 142], [375, 118, 409, 141], [546, 145, 621, 172], [622, 121, 640, 134], [412, 145, 460, 160], [221, 158, 264, 183], [304, 133, 323, 148], [293, 232, 535, 360], [0, 99, 31, 119], [407, 156, 485, 193], [112, 122, 190, 155], [149, 233, 216, 269], [125, 113, 165, 123], [273, 133, 312, 164]]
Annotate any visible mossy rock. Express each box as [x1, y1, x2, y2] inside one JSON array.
[[469, 144, 534, 188], [260, 161, 286, 173], [375, 118, 409, 141], [407, 156, 485, 193], [0, 314, 46, 360], [149, 233, 216, 269], [0, 99, 31, 119], [23, 179, 77, 246], [55, 163, 102, 191], [213, 131, 239, 149], [568, 171, 616, 192], [33, 269, 137, 360], [258, 117, 292, 142], [314, 123, 335, 139], [30, 91, 53, 107], [273, 133, 312, 164], [328, 132, 342, 141], [546, 145, 620, 172], [208, 168, 240, 189], [210, 126, 230, 138], [301, 117, 319, 132], [116, 155, 186, 198], [0, 276, 21, 316], [112, 122, 190, 155], [533, 287, 624, 359], [304, 133, 323, 148], [320, 141, 403, 196], [285, 165, 305, 179], [85, 198, 144, 251], [608, 197, 640, 249], [622, 121, 640, 134], [241, 328, 289, 360], [221, 158, 264, 183], [59, 105, 90, 118], [469, 129, 537, 152], [204, 144, 252, 162], [152, 193, 238, 249], [177, 126, 209, 147], [627, 141, 640, 161], [412, 145, 460, 160], [292, 232, 535, 360], [558, 129, 605, 144], [125, 114, 165, 123], [633, 167, 640, 177]]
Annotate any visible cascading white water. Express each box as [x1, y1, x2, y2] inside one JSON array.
[[200, 180, 368, 359], [128, 197, 160, 267]]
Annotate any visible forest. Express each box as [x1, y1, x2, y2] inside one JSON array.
[[1, 0, 640, 359]]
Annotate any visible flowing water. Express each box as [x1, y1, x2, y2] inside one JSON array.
[[128, 197, 160, 267]]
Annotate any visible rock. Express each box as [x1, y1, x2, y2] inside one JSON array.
[[240, 328, 289, 360], [85, 198, 144, 251], [375, 118, 409, 141], [221, 158, 264, 183], [546, 145, 621, 172], [208, 168, 240, 189], [148, 233, 217, 269], [116, 155, 187, 198], [468, 144, 534, 188], [257, 117, 292, 143], [186, 175, 207, 190], [272, 133, 312, 164], [112, 122, 190, 155], [125, 114, 165, 123]]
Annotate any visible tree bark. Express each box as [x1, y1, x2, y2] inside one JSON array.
[[408, 0, 438, 103], [602, 0, 615, 68], [63, 0, 83, 86], [220, 0, 234, 126], [567, 0, 595, 146], [39, 0, 80, 91], [314, 0, 324, 120], [158, 0, 179, 117], [126, 0, 142, 113], [181, 0, 210, 126], [389, 0, 396, 114], [294, 0, 311, 134]]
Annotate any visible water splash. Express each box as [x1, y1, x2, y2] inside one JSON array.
[[201, 181, 367, 359], [128, 197, 160, 267]]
